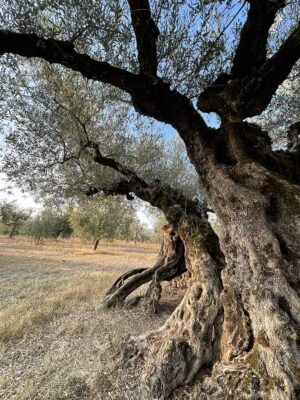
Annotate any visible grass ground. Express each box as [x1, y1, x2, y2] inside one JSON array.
[[0, 236, 182, 400]]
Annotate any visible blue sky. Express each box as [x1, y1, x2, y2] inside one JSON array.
[[158, 110, 220, 141]]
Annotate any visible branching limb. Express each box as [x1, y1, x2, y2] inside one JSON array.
[[0, 30, 139, 93], [0, 30, 212, 143], [198, 20, 300, 118], [127, 0, 159, 76], [244, 21, 300, 116], [83, 139, 207, 223], [231, 0, 286, 79]]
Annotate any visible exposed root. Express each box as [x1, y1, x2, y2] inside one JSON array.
[[143, 276, 162, 314], [100, 225, 186, 310], [111, 219, 223, 397], [105, 268, 148, 298], [120, 216, 225, 399]]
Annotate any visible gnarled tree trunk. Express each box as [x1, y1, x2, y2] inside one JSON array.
[[120, 122, 300, 400], [121, 214, 225, 398], [101, 225, 186, 311], [196, 121, 300, 400], [2, 3, 300, 398]]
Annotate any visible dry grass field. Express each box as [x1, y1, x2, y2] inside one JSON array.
[[0, 236, 184, 400]]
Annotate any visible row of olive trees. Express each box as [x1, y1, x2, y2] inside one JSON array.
[[0, 198, 155, 248]]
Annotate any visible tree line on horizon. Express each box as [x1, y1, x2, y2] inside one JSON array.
[[0, 198, 163, 248]]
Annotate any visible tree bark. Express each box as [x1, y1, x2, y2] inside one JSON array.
[[168, 271, 191, 289], [193, 121, 300, 400], [101, 225, 186, 310], [9, 223, 17, 238], [93, 238, 100, 251]]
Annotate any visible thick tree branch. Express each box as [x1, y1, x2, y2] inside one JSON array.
[[231, 0, 286, 79], [127, 0, 159, 76], [198, 21, 300, 118], [0, 30, 139, 93], [0, 30, 212, 144], [86, 176, 206, 225], [83, 141, 207, 224], [244, 21, 300, 116], [86, 140, 146, 185]]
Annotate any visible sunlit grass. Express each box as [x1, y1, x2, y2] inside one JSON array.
[[0, 236, 171, 399], [0, 272, 119, 343]]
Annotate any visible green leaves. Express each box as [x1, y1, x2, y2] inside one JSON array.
[[69, 197, 140, 242]]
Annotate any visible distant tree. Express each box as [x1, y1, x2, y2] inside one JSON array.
[[129, 220, 146, 243], [153, 213, 168, 243], [26, 208, 72, 243], [70, 197, 136, 250], [0, 201, 30, 238], [117, 211, 137, 242]]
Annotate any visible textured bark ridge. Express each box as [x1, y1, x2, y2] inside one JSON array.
[[101, 225, 186, 311], [168, 270, 190, 289], [194, 121, 300, 400]]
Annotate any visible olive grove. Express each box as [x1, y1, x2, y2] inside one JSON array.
[[0, 1, 299, 399]]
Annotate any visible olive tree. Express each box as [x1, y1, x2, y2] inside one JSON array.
[[26, 207, 72, 243], [0, 201, 30, 237], [70, 197, 138, 250], [0, 1, 299, 398]]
